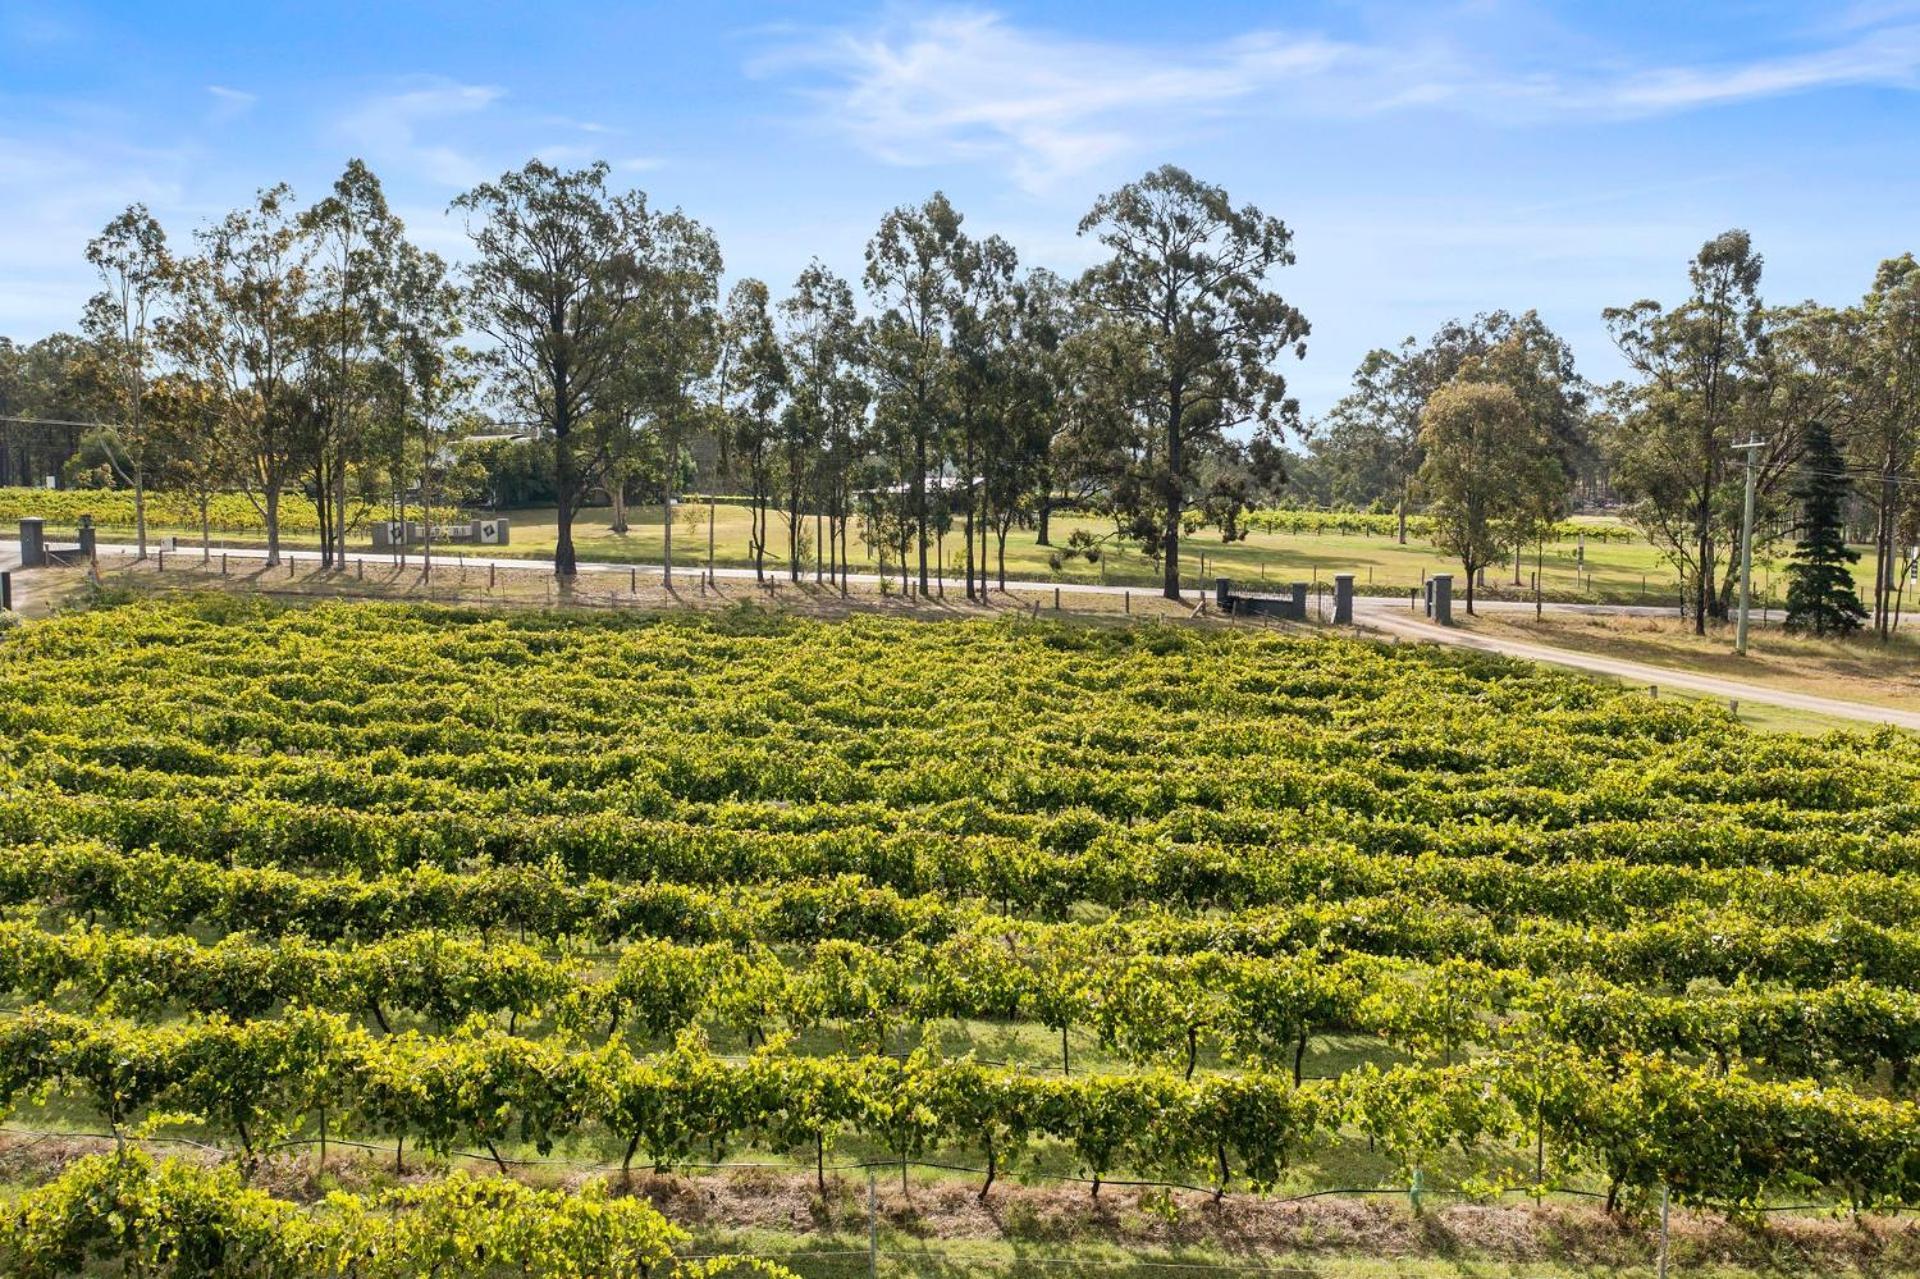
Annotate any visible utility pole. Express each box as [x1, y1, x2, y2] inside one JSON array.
[[1733, 438, 1765, 656]]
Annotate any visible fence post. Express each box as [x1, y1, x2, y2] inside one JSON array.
[[1124, 589, 1130, 615], [867, 1164, 879, 1279], [1656, 1182, 1671, 1279], [1053, 586, 1060, 611], [221, 552, 228, 577], [1, 570, 11, 612]]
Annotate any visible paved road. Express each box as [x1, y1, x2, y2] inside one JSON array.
[[68, 543, 1916, 729], [1355, 600, 1920, 731]]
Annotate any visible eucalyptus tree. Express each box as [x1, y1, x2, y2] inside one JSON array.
[[145, 373, 226, 557], [164, 185, 314, 566], [635, 210, 722, 586], [981, 267, 1066, 589], [865, 193, 970, 596], [1035, 296, 1134, 550], [382, 241, 467, 581], [944, 234, 1015, 600], [1418, 373, 1566, 614], [1606, 230, 1769, 632], [1077, 165, 1309, 599], [779, 261, 867, 586], [717, 279, 787, 581], [304, 160, 405, 567], [1315, 311, 1585, 541], [82, 205, 172, 558], [1846, 255, 1920, 634], [452, 160, 651, 578]]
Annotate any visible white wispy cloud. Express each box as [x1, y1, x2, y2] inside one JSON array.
[[334, 79, 505, 188], [753, 7, 1920, 188], [1592, 25, 1920, 112], [205, 85, 257, 122]]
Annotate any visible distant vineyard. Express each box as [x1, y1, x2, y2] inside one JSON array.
[[0, 599, 1915, 1224], [0, 486, 461, 536], [1244, 508, 1637, 541]]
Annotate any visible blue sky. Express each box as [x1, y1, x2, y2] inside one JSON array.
[[4, 0, 1919, 416]]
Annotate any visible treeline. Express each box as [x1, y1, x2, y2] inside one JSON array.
[[11, 159, 1310, 599], [1306, 234, 1920, 631]]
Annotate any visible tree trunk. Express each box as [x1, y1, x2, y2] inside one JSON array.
[[789, 478, 801, 584], [664, 438, 677, 588], [421, 421, 434, 585], [1695, 481, 1711, 635], [964, 479, 977, 602], [333, 460, 348, 571], [914, 430, 929, 596], [1163, 385, 1184, 601], [315, 465, 333, 570], [1036, 492, 1052, 546], [554, 416, 578, 579], [134, 467, 148, 560], [264, 484, 282, 568], [610, 481, 629, 535]]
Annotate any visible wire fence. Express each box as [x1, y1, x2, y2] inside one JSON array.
[[8, 1123, 1911, 1279], [0, 1124, 1872, 1216]]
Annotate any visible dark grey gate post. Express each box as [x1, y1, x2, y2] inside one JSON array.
[[1431, 573, 1454, 625], [77, 515, 96, 562], [18, 517, 45, 568], [1334, 573, 1354, 624]]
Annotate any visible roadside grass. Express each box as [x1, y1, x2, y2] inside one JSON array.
[[1454, 609, 1920, 719]]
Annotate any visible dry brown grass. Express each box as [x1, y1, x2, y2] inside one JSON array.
[[1460, 609, 1920, 714], [3, 1135, 1912, 1277]]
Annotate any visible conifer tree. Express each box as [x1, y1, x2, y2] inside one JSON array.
[[1784, 419, 1868, 635]]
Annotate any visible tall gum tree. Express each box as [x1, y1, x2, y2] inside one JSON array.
[[1076, 165, 1308, 600], [865, 193, 969, 598], [1606, 230, 1766, 634], [165, 185, 313, 567], [83, 205, 171, 560], [779, 262, 866, 587], [303, 160, 404, 569], [453, 161, 651, 579]]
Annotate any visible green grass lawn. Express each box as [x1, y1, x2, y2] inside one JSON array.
[[13, 499, 1880, 609]]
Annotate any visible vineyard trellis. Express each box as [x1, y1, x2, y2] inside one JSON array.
[[1, 595, 1918, 1272]]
